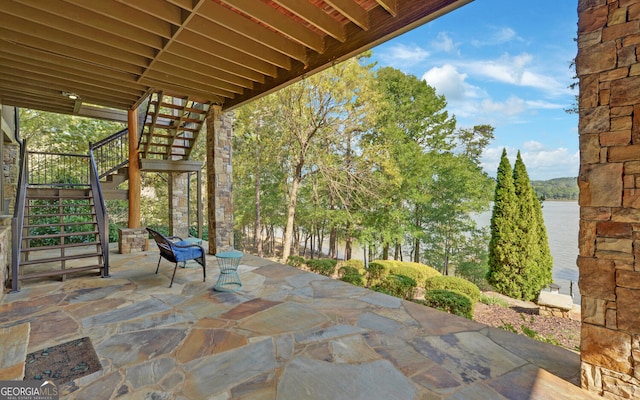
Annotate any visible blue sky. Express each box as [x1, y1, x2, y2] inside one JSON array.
[[369, 0, 578, 180]]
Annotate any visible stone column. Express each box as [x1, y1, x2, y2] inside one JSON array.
[[577, 0, 640, 396], [168, 172, 189, 238], [205, 106, 234, 254]]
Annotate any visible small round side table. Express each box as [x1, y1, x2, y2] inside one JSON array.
[[214, 250, 243, 292]]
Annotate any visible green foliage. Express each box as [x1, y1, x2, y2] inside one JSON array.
[[424, 275, 481, 303], [286, 255, 306, 268], [372, 274, 417, 300], [480, 294, 510, 307], [306, 259, 338, 276], [338, 266, 366, 287], [368, 260, 440, 287], [419, 290, 474, 319], [531, 177, 578, 200], [488, 150, 552, 301]]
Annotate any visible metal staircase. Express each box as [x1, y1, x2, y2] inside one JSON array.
[[10, 91, 210, 291]]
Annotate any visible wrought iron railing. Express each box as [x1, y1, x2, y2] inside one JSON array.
[[11, 139, 28, 292], [89, 148, 110, 276], [90, 128, 129, 179], [27, 151, 91, 187]]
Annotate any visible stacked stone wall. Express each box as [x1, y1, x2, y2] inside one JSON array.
[[578, 0, 640, 397], [169, 172, 189, 239], [206, 107, 234, 254]]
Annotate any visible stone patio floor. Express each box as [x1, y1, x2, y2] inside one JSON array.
[[0, 244, 598, 399]]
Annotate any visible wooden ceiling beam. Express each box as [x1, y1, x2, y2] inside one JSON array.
[[119, 0, 183, 26], [167, 43, 266, 84], [324, 0, 370, 30], [186, 16, 292, 70], [198, 1, 307, 63], [151, 61, 245, 94], [15, 0, 164, 49], [139, 77, 225, 105], [142, 70, 236, 99], [173, 31, 278, 77], [0, 50, 144, 93], [0, 96, 74, 114], [0, 30, 143, 75], [0, 68, 141, 105], [271, 0, 346, 42], [63, 0, 172, 38], [375, 0, 398, 16], [0, 14, 150, 68], [157, 52, 254, 89], [222, 0, 325, 53], [0, 57, 143, 98]]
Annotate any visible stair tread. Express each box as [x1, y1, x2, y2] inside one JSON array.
[[23, 221, 97, 228], [20, 252, 103, 266], [18, 265, 104, 280], [25, 212, 96, 218], [22, 242, 101, 252], [23, 231, 99, 240]]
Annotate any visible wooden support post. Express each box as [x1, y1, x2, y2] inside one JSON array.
[[128, 108, 141, 228], [197, 170, 203, 239]]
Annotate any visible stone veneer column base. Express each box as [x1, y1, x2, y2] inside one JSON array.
[[118, 228, 148, 254]]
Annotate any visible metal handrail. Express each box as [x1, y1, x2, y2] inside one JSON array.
[[11, 139, 28, 292], [89, 148, 110, 276], [27, 151, 91, 187], [90, 128, 129, 179]]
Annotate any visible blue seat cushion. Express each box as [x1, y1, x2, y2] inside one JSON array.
[[172, 241, 203, 262]]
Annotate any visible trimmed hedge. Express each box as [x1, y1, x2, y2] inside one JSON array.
[[420, 290, 474, 319], [286, 255, 306, 268], [368, 260, 441, 287], [424, 276, 481, 303], [372, 274, 417, 300], [306, 259, 338, 276]]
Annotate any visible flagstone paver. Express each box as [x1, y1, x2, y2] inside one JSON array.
[[0, 245, 599, 399]]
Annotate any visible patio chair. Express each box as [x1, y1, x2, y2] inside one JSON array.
[[146, 227, 206, 288]]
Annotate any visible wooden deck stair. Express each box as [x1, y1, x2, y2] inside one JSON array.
[[16, 187, 105, 284]]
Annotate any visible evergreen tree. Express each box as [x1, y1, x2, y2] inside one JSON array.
[[487, 149, 520, 297], [488, 150, 554, 301]]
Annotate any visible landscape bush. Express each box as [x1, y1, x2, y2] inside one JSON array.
[[420, 290, 474, 319], [286, 255, 306, 268], [306, 259, 337, 276], [368, 260, 440, 287], [424, 275, 481, 303], [372, 274, 417, 300]]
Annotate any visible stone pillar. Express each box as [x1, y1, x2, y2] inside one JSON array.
[[168, 172, 189, 238], [118, 227, 147, 254], [3, 143, 18, 214], [577, 1, 640, 397], [205, 106, 234, 254]]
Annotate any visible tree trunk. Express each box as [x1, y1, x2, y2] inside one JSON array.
[[282, 164, 303, 262], [345, 221, 352, 260], [254, 165, 263, 258], [394, 242, 400, 260], [383, 244, 389, 260], [413, 239, 420, 263]]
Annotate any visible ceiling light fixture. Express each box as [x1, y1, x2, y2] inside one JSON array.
[[62, 91, 79, 100]]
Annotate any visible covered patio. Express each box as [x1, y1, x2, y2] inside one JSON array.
[[0, 243, 596, 399]]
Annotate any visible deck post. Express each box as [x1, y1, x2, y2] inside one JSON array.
[[128, 108, 140, 228]]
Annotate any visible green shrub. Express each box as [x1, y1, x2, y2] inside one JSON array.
[[340, 259, 366, 273], [340, 273, 365, 287], [424, 275, 481, 303], [286, 255, 306, 268], [367, 260, 440, 288], [480, 294, 509, 307], [372, 274, 417, 300], [420, 290, 474, 319], [306, 259, 337, 276]]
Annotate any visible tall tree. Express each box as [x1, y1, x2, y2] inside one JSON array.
[[487, 149, 521, 297], [513, 151, 553, 299]]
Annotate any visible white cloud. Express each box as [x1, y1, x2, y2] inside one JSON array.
[[431, 32, 458, 54], [422, 64, 484, 101], [378, 44, 429, 67], [465, 53, 570, 96], [482, 144, 579, 180], [471, 26, 522, 46]]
